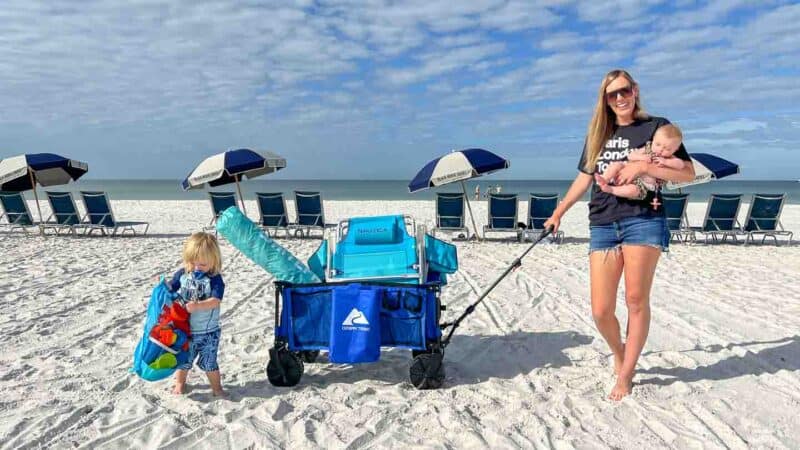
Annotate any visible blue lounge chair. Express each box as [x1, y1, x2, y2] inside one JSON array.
[[525, 193, 564, 243], [0, 191, 37, 232], [44, 191, 85, 235], [661, 192, 693, 243], [292, 191, 329, 238], [255, 192, 290, 237], [80, 191, 150, 236], [433, 192, 468, 239], [690, 193, 742, 244], [741, 193, 793, 246], [483, 193, 519, 240], [206, 192, 237, 232]]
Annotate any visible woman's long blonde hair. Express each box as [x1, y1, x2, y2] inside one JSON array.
[[583, 69, 648, 172], [182, 232, 222, 275]]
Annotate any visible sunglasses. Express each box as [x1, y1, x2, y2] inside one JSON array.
[[605, 85, 634, 102]]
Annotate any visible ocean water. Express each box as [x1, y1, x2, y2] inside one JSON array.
[[27, 179, 800, 204]]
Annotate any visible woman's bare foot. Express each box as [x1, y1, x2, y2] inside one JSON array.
[[609, 372, 633, 401], [614, 343, 625, 375], [212, 389, 227, 397], [172, 384, 187, 395]]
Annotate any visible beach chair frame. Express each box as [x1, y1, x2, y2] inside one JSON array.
[[661, 192, 694, 243], [524, 193, 564, 244], [690, 193, 742, 244], [741, 193, 793, 246], [205, 191, 238, 233], [0, 191, 38, 233], [80, 191, 150, 236], [325, 215, 427, 284], [255, 192, 291, 238], [44, 191, 86, 235], [483, 193, 519, 240], [433, 192, 469, 239], [291, 190, 331, 238]]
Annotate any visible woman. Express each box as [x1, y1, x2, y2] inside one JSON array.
[[544, 69, 695, 400]]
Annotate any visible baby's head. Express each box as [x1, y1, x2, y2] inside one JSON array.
[[182, 232, 222, 276], [652, 124, 683, 157]]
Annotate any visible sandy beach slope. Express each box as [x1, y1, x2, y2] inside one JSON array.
[[1, 199, 798, 449]]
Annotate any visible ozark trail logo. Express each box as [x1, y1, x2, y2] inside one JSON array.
[[342, 308, 370, 331]]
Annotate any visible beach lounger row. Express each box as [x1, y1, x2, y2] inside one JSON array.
[[662, 193, 793, 245], [207, 190, 331, 238], [433, 192, 565, 243], [0, 191, 149, 236]]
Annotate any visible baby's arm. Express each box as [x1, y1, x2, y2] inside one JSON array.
[[653, 156, 685, 170]]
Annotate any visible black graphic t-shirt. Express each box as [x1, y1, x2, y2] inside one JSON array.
[[577, 116, 691, 226]]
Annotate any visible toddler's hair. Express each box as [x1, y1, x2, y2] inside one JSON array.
[[656, 123, 683, 140], [182, 232, 222, 275]]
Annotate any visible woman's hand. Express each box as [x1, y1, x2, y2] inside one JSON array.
[[186, 301, 198, 313], [615, 161, 646, 185], [543, 214, 561, 235]]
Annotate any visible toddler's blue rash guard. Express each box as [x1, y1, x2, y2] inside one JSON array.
[[169, 269, 225, 334]]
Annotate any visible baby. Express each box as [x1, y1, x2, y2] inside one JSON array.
[[596, 124, 685, 200]]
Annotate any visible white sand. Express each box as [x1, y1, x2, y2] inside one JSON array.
[[1, 199, 799, 449]]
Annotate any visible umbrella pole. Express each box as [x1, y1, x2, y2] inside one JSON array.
[[235, 175, 247, 216], [28, 169, 44, 233], [460, 181, 481, 241]]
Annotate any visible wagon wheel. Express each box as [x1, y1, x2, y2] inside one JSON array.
[[409, 352, 445, 390], [266, 347, 304, 387]]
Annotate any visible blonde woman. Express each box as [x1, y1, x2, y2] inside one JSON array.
[[544, 70, 695, 400], [168, 232, 226, 396]]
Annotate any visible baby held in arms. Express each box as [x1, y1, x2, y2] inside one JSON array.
[[596, 124, 686, 200]]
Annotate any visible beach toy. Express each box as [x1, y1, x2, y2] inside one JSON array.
[[216, 206, 321, 284], [148, 353, 177, 370]]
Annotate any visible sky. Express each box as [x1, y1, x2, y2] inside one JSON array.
[[0, 0, 798, 180]]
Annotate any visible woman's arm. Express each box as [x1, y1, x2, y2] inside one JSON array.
[[544, 172, 593, 233], [616, 159, 695, 184]]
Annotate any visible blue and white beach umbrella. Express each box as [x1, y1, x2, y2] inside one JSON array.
[[182, 149, 286, 214], [409, 148, 510, 239], [666, 153, 740, 190], [0, 153, 89, 221], [408, 148, 509, 193]]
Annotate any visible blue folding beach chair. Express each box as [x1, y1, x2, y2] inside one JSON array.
[[433, 192, 468, 239], [255, 192, 290, 237], [206, 191, 237, 232], [292, 191, 328, 238], [524, 193, 564, 243], [661, 192, 693, 243], [690, 193, 742, 244], [268, 214, 459, 389], [80, 191, 150, 236], [44, 191, 85, 235], [483, 193, 519, 240], [741, 193, 793, 246], [0, 191, 37, 232]]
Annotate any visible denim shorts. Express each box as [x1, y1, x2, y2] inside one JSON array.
[[589, 215, 670, 254], [178, 329, 220, 372]]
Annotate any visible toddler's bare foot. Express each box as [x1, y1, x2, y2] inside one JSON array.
[[609, 372, 633, 401], [172, 384, 187, 395]]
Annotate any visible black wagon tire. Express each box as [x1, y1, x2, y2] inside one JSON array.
[[409, 353, 445, 390], [267, 348, 304, 387]]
